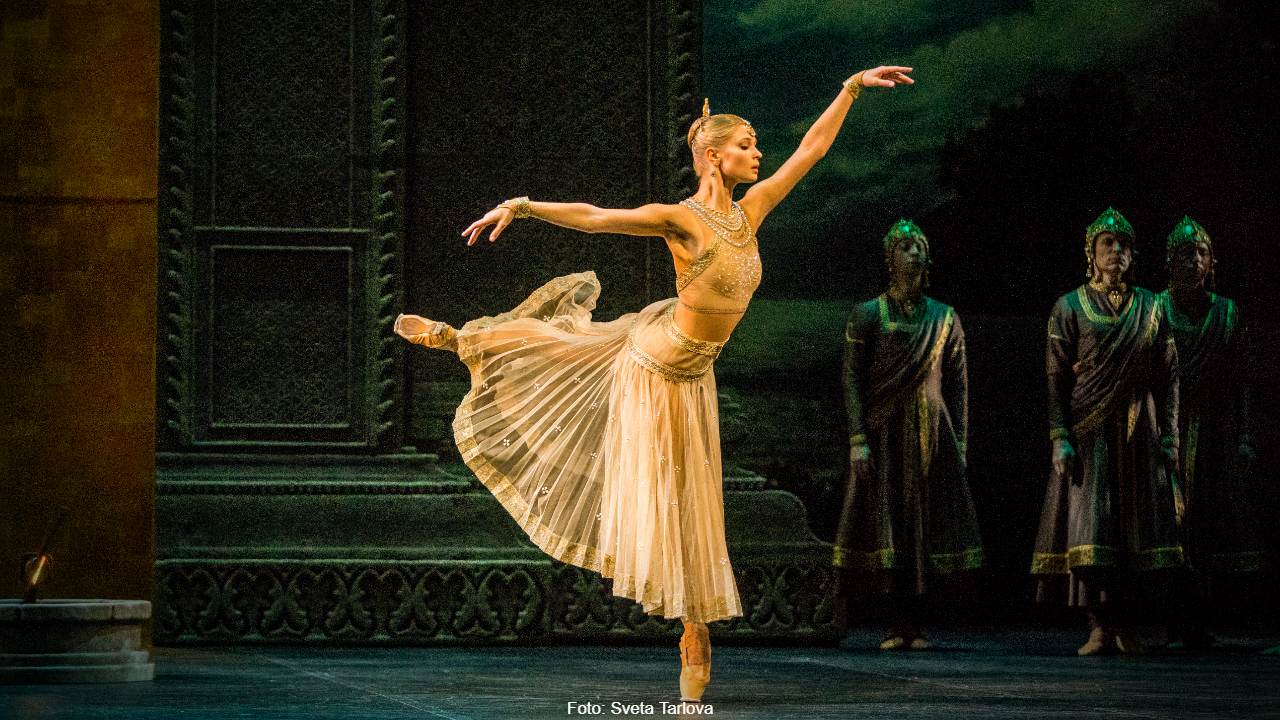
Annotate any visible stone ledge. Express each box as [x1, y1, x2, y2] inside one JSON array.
[[0, 599, 151, 622], [153, 559, 839, 645], [0, 601, 154, 684]]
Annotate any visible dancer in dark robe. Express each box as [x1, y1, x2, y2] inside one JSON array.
[[1159, 216, 1266, 649], [834, 219, 982, 650], [1031, 207, 1183, 656]]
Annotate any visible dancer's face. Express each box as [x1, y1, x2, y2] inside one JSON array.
[[1170, 241, 1212, 287], [1092, 232, 1132, 277], [890, 238, 928, 277], [711, 125, 761, 184]]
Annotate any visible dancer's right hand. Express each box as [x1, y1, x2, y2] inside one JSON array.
[[1052, 438, 1078, 486], [462, 205, 515, 246]]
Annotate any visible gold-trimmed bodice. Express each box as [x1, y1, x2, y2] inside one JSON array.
[[675, 199, 762, 317]]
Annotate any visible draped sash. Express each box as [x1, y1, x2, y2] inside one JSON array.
[[1067, 289, 1163, 438], [866, 297, 955, 430]]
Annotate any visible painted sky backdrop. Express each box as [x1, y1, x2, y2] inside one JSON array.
[[705, 1, 1279, 309]]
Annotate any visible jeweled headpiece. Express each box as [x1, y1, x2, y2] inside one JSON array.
[[1085, 207, 1134, 243], [882, 219, 929, 264], [1165, 215, 1216, 286], [1084, 207, 1134, 277], [1167, 215, 1211, 252], [691, 97, 754, 143]]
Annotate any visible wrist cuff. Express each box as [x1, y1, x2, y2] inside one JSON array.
[[500, 196, 532, 219]]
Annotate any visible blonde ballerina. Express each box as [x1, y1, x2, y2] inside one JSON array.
[[395, 64, 914, 701]]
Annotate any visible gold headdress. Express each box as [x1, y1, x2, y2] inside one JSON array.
[[688, 97, 755, 149]]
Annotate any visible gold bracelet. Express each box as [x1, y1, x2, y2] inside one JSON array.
[[499, 196, 532, 219], [842, 72, 864, 100]]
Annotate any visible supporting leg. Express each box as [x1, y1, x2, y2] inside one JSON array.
[[679, 620, 711, 702]]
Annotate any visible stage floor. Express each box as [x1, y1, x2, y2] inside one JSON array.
[[3, 629, 1278, 719]]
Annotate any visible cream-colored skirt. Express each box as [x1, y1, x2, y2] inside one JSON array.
[[451, 271, 742, 624]]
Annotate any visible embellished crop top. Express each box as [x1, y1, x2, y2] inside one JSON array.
[[675, 198, 763, 315]]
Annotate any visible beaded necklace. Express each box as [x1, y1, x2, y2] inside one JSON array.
[[681, 198, 756, 249]]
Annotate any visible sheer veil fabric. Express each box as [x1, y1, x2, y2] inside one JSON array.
[[448, 271, 742, 623]]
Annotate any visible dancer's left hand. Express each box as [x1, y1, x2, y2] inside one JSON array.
[[858, 66, 915, 88]]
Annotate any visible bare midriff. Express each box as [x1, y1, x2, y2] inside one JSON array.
[[671, 302, 746, 344]]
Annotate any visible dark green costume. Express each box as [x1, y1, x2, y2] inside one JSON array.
[[1032, 209, 1184, 606], [834, 221, 982, 595], [1160, 217, 1265, 579]]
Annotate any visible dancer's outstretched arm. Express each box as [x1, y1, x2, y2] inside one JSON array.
[[462, 200, 689, 246], [740, 65, 913, 226]]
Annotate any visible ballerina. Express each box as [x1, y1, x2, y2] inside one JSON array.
[[395, 64, 914, 701]]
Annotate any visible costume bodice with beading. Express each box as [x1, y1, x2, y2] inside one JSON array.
[[675, 198, 762, 315]]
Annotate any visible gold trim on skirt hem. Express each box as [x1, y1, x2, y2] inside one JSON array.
[[833, 545, 983, 573], [1030, 544, 1185, 574]]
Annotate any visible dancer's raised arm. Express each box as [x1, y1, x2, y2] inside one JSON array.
[[462, 198, 687, 246], [740, 65, 913, 225]]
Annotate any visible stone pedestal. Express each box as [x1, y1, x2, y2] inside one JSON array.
[[154, 455, 839, 644], [0, 599, 154, 683]]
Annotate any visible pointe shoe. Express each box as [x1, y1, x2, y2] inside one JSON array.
[[394, 314, 457, 350], [678, 625, 711, 702], [1077, 625, 1114, 656]]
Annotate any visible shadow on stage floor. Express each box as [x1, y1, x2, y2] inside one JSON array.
[[3, 629, 1278, 720]]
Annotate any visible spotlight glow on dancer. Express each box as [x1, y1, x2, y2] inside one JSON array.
[[395, 64, 914, 702]]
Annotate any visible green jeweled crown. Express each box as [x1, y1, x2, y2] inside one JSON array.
[[1085, 207, 1134, 243], [883, 218, 929, 260], [1168, 215, 1211, 251]]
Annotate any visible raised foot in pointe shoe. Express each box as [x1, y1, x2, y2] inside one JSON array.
[[394, 314, 457, 350]]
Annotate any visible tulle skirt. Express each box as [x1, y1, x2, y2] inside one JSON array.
[[451, 271, 742, 623]]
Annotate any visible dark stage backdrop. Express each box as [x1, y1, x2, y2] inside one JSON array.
[[701, 0, 1280, 620], [403, 0, 697, 451], [152, 0, 846, 646]]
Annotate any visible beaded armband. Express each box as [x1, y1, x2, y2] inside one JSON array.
[[1159, 435, 1178, 449], [842, 72, 864, 100], [500, 196, 532, 219], [1049, 427, 1071, 442], [849, 433, 868, 446]]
